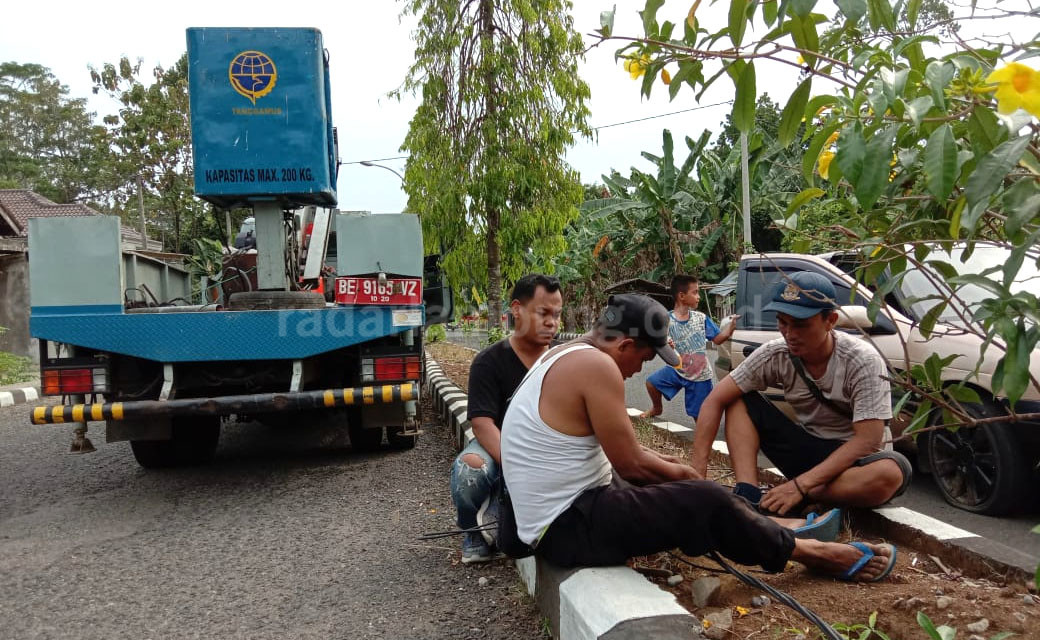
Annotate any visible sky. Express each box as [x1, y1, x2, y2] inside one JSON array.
[[0, 1, 1026, 214]]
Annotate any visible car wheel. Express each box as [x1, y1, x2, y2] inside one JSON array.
[[348, 424, 384, 451], [130, 416, 221, 468], [925, 399, 1030, 515], [386, 426, 417, 450]]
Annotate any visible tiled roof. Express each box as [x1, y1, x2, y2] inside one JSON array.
[[0, 189, 160, 249], [0, 189, 100, 236]]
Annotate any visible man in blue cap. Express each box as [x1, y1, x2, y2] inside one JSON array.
[[690, 271, 912, 515]]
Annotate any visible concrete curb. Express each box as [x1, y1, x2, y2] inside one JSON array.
[[0, 385, 39, 408], [424, 353, 699, 640]]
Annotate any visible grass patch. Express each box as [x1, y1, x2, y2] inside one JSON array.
[[0, 350, 33, 386]]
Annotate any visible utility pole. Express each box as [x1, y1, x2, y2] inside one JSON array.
[[136, 175, 147, 250], [739, 133, 753, 253]]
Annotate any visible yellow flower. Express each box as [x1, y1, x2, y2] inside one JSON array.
[[623, 54, 650, 80], [661, 69, 672, 85], [825, 131, 839, 148], [797, 54, 805, 65], [817, 150, 835, 180], [985, 62, 1040, 117], [735, 606, 750, 617]]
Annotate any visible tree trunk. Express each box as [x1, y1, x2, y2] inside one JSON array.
[[479, 0, 503, 331], [486, 207, 503, 331]]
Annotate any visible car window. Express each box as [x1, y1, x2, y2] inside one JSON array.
[[741, 264, 868, 330]]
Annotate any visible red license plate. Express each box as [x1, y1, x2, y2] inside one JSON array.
[[334, 277, 423, 306]]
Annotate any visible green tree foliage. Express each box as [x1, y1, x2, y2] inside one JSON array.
[[91, 55, 223, 253], [397, 0, 593, 328], [598, 0, 1040, 420], [0, 62, 112, 204]]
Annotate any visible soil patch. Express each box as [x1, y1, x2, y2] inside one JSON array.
[[427, 342, 1040, 639], [426, 341, 478, 392]]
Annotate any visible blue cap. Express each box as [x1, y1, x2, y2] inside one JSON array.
[[763, 271, 838, 319]]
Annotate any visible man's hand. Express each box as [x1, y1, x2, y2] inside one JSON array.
[[759, 479, 805, 514], [690, 455, 709, 480]]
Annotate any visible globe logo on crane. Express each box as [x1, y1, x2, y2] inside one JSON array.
[[228, 50, 277, 104]]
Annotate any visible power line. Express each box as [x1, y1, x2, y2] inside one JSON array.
[[340, 101, 733, 165], [592, 101, 734, 130], [341, 155, 408, 165]]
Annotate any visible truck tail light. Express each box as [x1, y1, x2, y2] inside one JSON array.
[[42, 367, 108, 395], [360, 355, 421, 382]]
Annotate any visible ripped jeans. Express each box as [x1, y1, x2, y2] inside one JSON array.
[[449, 438, 501, 529]]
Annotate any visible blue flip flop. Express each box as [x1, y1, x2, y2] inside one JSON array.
[[793, 508, 843, 542], [838, 542, 898, 582]]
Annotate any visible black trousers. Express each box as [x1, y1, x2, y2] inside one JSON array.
[[535, 475, 796, 572]]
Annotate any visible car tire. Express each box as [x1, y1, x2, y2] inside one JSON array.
[[925, 399, 1030, 515], [130, 416, 221, 468], [349, 424, 384, 452], [386, 426, 417, 450]]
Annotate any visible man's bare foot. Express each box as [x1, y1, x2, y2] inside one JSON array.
[[638, 407, 662, 419], [769, 508, 838, 530], [791, 540, 896, 582], [770, 516, 807, 529]]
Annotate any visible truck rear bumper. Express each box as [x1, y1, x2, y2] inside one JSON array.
[[31, 382, 418, 425]]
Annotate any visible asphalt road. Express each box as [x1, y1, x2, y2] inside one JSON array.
[[448, 330, 1040, 567], [0, 400, 544, 639]]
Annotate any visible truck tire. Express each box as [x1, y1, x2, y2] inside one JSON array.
[[227, 291, 326, 311], [925, 399, 1030, 515], [349, 424, 384, 452], [386, 426, 417, 450], [130, 416, 221, 468]]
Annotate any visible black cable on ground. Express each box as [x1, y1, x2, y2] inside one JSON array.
[[708, 551, 843, 640], [418, 522, 497, 541]]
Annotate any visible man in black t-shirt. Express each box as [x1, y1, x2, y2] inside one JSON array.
[[450, 274, 563, 563]]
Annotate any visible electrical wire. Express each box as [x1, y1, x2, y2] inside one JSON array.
[[592, 101, 734, 131], [341, 101, 734, 166], [707, 551, 843, 640]]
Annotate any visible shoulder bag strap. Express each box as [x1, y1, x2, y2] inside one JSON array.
[[789, 353, 854, 420]]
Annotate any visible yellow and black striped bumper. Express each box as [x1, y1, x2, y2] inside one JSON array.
[[31, 382, 418, 425]]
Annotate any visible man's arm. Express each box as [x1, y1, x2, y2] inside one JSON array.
[[759, 419, 885, 513], [710, 315, 739, 345], [690, 376, 743, 477], [465, 349, 508, 464], [470, 417, 502, 464], [581, 354, 701, 484]]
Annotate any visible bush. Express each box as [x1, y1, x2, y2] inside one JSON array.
[[425, 324, 447, 344], [0, 350, 33, 386]]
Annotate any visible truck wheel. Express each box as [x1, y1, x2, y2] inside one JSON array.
[[227, 291, 326, 311], [925, 400, 1029, 515], [130, 416, 221, 468], [349, 424, 384, 452], [386, 426, 417, 450]]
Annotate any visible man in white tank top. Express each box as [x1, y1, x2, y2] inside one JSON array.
[[500, 294, 897, 583]]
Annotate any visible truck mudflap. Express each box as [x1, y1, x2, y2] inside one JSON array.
[[30, 382, 418, 425]]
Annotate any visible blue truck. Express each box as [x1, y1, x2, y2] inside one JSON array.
[[27, 27, 451, 467]]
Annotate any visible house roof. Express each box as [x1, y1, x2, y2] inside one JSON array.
[[0, 189, 161, 250]]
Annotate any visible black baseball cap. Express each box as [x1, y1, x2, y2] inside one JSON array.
[[763, 271, 838, 319], [598, 294, 680, 366]]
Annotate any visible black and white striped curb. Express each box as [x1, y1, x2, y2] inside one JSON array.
[[638, 412, 1036, 583], [424, 353, 699, 640], [0, 386, 39, 408]]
